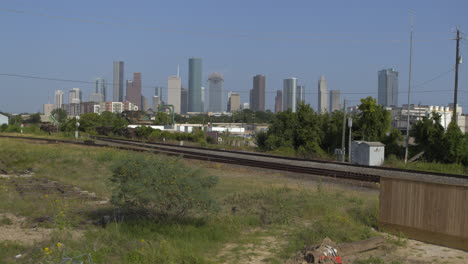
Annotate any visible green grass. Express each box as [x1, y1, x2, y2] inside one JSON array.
[[0, 138, 380, 263], [384, 157, 467, 175]]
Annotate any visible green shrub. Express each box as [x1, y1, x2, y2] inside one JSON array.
[[110, 154, 218, 219]]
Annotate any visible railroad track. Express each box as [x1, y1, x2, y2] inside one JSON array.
[[93, 136, 468, 181], [3, 135, 467, 184], [0, 135, 381, 183]]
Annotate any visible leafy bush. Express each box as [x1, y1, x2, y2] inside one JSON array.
[[110, 154, 218, 219]]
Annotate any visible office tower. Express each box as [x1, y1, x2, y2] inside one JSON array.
[[155, 86, 163, 99], [296, 85, 305, 106], [167, 75, 181, 114], [126, 73, 142, 109], [152, 96, 161, 110], [188, 58, 202, 112], [43, 104, 54, 117], [113, 61, 124, 102], [142, 96, 149, 111], [318, 76, 328, 114], [181, 87, 188, 114], [201, 86, 206, 112], [329, 90, 342, 112], [283, 78, 297, 112], [89, 93, 104, 102], [378, 68, 399, 107], [125, 80, 133, 102], [208, 72, 224, 112], [227, 92, 240, 112], [95, 77, 107, 101], [54, 90, 64, 109], [68, 88, 82, 104], [250, 75, 265, 111], [275, 90, 283, 113]]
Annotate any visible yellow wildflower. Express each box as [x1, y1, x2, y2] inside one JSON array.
[[56, 242, 63, 248]]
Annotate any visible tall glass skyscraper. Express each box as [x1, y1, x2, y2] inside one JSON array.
[[208, 72, 224, 112], [188, 58, 202, 112], [318, 76, 328, 114], [378, 68, 399, 107], [113, 61, 124, 102], [283, 78, 297, 112]]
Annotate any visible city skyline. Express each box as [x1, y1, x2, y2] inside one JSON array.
[[0, 1, 466, 113]]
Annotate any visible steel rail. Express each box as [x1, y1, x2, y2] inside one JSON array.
[[93, 136, 468, 180]]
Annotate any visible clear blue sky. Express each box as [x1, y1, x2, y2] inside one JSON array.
[[0, 0, 467, 113]]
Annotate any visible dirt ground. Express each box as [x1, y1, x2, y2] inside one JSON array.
[[0, 213, 53, 246], [188, 160, 468, 264]]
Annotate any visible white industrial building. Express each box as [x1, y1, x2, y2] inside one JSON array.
[[388, 104, 465, 133], [0, 113, 8, 125], [351, 141, 385, 166]]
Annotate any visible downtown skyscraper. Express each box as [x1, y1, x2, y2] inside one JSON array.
[[296, 85, 305, 106], [275, 90, 283, 113], [113, 61, 124, 102], [126, 72, 142, 109], [188, 58, 203, 112], [318, 76, 328, 114], [54, 90, 64, 109], [207, 72, 224, 112], [167, 75, 182, 114], [90, 77, 106, 102], [378, 68, 399, 107], [283, 78, 297, 112], [329, 90, 341, 112], [250, 74, 265, 112]]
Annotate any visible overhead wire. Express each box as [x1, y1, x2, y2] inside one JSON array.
[[0, 72, 463, 95], [0, 6, 452, 43]]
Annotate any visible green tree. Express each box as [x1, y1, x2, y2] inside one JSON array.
[[28, 113, 41, 123], [153, 112, 170, 125], [444, 121, 467, 164], [381, 128, 405, 158], [78, 113, 102, 134], [320, 111, 345, 154], [9, 115, 23, 125], [355, 97, 391, 141], [411, 112, 445, 162], [50, 108, 68, 123]]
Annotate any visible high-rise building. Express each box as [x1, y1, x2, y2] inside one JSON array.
[[241, 102, 250, 110], [167, 75, 182, 114], [125, 73, 142, 109], [69, 88, 82, 104], [250, 75, 265, 112], [296, 85, 305, 106], [95, 77, 107, 101], [201, 86, 206, 112], [142, 96, 149, 111], [227, 92, 240, 112], [43, 104, 54, 117], [125, 80, 133, 102], [283, 78, 297, 112], [378, 68, 399, 107], [152, 96, 161, 111], [181, 87, 188, 114], [188, 58, 202, 112], [318, 76, 328, 114], [54, 90, 64, 109], [275, 90, 283, 113], [329, 90, 341, 112], [208, 72, 224, 112], [113, 61, 124, 102], [155, 86, 163, 100]]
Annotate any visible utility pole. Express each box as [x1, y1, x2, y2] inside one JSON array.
[[404, 14, 414, 164], [348, 117, 353, 163], [341, 99, 347, 162], [453, 28, 462, 124]]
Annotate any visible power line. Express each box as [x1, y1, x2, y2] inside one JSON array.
[[0, 6, 452, 43], [0, 72, 464, 95]]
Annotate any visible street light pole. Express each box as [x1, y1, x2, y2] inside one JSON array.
[[75, 116, 80, 139]]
